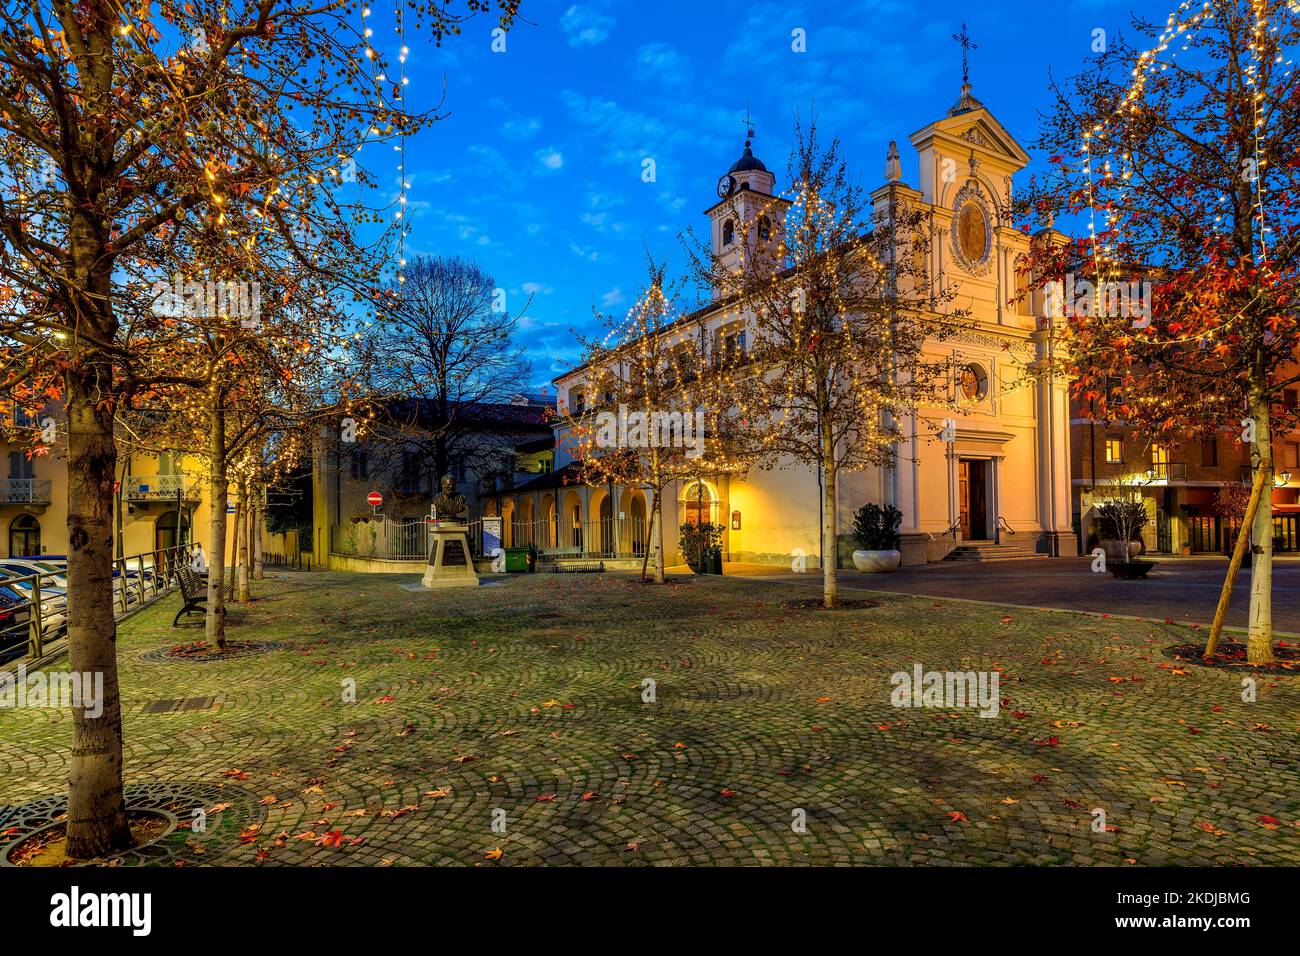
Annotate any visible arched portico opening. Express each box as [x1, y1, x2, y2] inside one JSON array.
[[561, 489, 583, 549]]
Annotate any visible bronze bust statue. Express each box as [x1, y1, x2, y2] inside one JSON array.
[[431, 473, 468, 521]]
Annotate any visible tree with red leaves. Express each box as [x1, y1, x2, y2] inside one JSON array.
[[1017, 0, 1300, 664]]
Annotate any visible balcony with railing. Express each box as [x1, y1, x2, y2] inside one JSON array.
[[125, 474, 200, 502], [0, 478, 52, 505]]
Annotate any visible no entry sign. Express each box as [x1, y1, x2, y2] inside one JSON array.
[[367, 491, 383, 508]]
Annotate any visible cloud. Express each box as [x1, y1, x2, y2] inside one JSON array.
[[536, 147, 564, 171], [600, 287, 625, 307], [412, 168, 452, 186], [467, 144, 512, 179], [560, 5, 614, 47], [501, 117, 542, 141], [634, 43, 692, 89], [656, 191, 688, 213], [522, 282, 554, 295]]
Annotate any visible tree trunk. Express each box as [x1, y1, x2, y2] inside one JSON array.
[[236, 480, 252, 605], [63, 366, 132, 859], [1204, 465, 1266, 658], [1246, 392, 1276, 664], [230, 490, 244, 601], [252, 484, 264, 580], [821, 434, 839, 609], [652, 494, 665, 584], [639, 499, 651, 582], [206, 388, 229, 650]]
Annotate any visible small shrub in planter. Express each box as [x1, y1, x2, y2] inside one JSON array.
[[679, 522, 724, 573], [851, 503, 903, 572], [1096, 499, 1148, 563]]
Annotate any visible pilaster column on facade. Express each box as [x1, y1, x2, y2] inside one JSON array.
[[1029, 326, 1077, 557], [991, 457, 1002, 543], [608, 479, 621, 558], [574, 484, 586, 550], [947, 439, 959, 541], [895, 408, 930, 566]]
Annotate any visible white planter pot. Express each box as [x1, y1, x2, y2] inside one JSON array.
[[852, 549, 901, 572]]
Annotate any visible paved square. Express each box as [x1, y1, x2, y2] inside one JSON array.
[[2, 571, 1297, 865]]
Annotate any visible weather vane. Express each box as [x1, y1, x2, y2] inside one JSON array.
[[744, 101, 754, 143], [952, 22, 977, 86]]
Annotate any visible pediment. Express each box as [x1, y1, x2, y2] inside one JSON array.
[[910, 106, 1031, 171]]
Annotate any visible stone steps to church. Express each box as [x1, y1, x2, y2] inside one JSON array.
[[944, 543, 1047, 562]]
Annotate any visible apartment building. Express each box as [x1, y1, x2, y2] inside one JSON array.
[[0, 399, 236, 564], [1071, 385, 1300, 555]]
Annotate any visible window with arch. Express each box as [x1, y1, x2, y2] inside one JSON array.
[[8, 513, 39, 557], [155, 509, 190, 552], [757, 216, 771, 241], [680, 480, 718, 526], [722, 219, 735, 246]]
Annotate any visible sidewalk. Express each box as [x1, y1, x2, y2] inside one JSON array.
[[722, 557, 1300, 635]]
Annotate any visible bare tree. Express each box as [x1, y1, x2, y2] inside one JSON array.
[[356, 255, 534, 489], [563, 256, 738, 583], [684, 118, 965, 608]]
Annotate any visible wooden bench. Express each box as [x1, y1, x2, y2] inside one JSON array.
[[173, 562, 216, 627]]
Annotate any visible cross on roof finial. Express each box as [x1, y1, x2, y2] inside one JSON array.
[[744, 102, 754, 144], [951, 22, 977, 86]]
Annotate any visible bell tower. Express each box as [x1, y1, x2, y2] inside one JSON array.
[[705, 121, 790, 289]]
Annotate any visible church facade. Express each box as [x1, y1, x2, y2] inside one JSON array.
[[495, 82, 1077, 569]]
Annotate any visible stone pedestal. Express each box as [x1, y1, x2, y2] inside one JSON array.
[[421, 523, 479, 589]]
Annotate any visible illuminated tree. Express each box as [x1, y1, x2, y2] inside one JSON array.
[[685, 119, 964, 608], [1017, 0, 1300, 663], [563, 257, 741, 584], [0, 0, 521, 859]]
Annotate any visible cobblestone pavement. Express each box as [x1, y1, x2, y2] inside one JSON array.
[[1, 570, 1297, 866]]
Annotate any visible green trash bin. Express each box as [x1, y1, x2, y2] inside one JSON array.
[[504, 547, 535, 573]]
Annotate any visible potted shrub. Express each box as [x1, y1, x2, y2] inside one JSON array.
[[679, 521, 724, 574], [851, 503, 903, 572], [1096, 498, 1154, 578]]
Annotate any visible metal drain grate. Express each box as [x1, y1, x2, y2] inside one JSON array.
[[143, 696, 218, 714]]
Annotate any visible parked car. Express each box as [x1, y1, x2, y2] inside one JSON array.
[[0, 559, 68, 589], [0, 585, 34, 661], [0, 566, 67, 636], [31, 555, 160, 585]]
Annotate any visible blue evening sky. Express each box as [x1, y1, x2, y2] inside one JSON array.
[[375, 0, 1173, 391]]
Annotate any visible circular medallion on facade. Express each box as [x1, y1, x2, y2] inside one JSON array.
[[950, 184, 993, 275]]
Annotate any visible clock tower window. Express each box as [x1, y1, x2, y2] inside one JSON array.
[[722, 219, 735, 246]]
